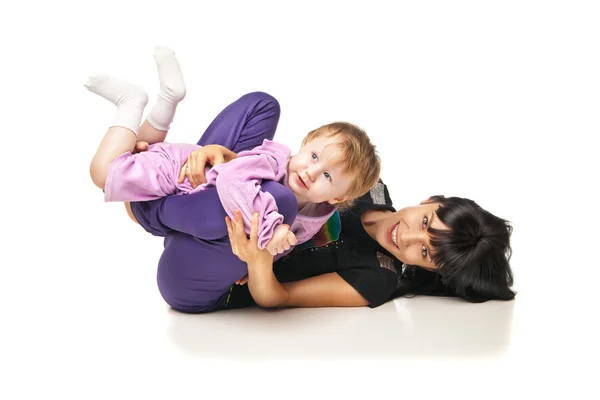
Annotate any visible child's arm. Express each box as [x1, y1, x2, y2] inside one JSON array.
[[211, 141, 295, 249]]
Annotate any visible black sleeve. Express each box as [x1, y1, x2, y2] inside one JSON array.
[[337, 267, 398, 308], [224, 283, 257, 309]]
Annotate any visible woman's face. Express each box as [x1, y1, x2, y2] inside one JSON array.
[[372, 199, 450, 270]]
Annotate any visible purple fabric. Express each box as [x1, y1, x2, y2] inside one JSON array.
[[130, 92, 301, 313], [209, 140, 290, 249]]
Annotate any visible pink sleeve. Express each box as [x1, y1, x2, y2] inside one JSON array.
[[209, 141, 291, 249]]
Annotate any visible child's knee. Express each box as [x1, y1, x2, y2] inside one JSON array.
[[89, 159, 107, 190], [242, 92, 280, 118]]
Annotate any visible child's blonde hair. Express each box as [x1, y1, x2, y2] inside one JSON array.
[[302, 122, 381, 211]]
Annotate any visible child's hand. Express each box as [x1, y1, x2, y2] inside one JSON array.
[[265, 225, 298, 256], [286, 230, 298, 248], [178, 145, 238, 188]]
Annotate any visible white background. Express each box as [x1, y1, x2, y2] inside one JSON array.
[[1, 1, 598, 399]]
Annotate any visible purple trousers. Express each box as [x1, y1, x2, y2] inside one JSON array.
[[130, 92, 298, 313]]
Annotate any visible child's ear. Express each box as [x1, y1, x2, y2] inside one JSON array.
[[328, 196, 348, 205]]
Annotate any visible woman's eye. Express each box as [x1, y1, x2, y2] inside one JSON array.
[[422, 216, 428, 228], [324, 172, 331, 180], [422, 245, 428, 257]]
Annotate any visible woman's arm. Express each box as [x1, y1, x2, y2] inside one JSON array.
[[226, 210, 369, 308], [253, 270, 369, 308]]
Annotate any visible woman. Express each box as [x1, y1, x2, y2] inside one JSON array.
[[224, 187, 515, 309], [129, 91, 515, 312]]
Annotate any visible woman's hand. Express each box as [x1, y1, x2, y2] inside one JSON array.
[[226, 210, 289, 307], [226, 210, 274, 266], [178, 144, 238, 188]]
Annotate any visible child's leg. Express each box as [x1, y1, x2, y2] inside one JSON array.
[[129, 92, 281, 234], [104, 142, 199, 203], [85, 75, 148, 189], [137, 46, 186, 144]]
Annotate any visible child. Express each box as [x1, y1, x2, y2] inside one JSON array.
[[85, 47, 381, 258]]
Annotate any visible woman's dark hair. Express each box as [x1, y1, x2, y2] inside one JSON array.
[[394, 195, 515, 303]]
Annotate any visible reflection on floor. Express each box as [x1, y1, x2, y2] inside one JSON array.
[[166, 296, 514, 360]]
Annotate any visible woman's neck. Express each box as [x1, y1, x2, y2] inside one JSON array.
[[361, 209, 392, 240]]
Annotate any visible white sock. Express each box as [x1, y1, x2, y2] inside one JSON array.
[[146, 46, 187, 131], [84, 74, 148, 135]]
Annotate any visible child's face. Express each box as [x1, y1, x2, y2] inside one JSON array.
[[287, 135, 352, 205]]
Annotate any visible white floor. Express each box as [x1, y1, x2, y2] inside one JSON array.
[[4, 264, 596, 398], [2, 1, 599, 399]]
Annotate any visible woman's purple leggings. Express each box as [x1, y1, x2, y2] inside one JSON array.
[[130, 92, 297, 313]]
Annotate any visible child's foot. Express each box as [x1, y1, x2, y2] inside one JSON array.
[[84, 74, 148, 108], [153, 46, 186, 103], [84, 74, 148, 134]]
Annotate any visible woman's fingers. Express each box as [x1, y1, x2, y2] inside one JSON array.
[[187, 157, 198, 187], [177, 162, 187, 183], [249, 213, 259, 243], [234, 210, 245, 235], [189, 154, 208, 188], [225, 215, 233, 237], [225, 215, 236, 253], [212, 153, 225, 166], [226, 210, 269, 264]]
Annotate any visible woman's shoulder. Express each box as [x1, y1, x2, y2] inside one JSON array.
[[365, 179, 393, 206], [345, 180, 395, 218]]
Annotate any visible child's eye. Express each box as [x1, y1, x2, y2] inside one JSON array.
[[421, 245, 428, 258], [311, 153, 318, 161], [323, 172, 331, 181], [422, 216, 428, 228]]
